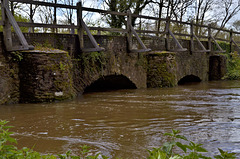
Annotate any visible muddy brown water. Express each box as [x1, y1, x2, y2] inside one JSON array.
[[1, 81, 240, 158]]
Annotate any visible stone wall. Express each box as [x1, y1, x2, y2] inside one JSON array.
[[147, 51, 177, 88], [13, 33, 79, 57], [0, 31, 76, 104], [19, 50, 75, 103], [0, 33, 20, 105]]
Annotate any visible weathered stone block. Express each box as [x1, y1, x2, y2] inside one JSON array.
[[19, 49, 76, 103], [147, 51, 177, 88]]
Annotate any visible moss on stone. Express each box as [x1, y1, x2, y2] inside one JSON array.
[[147, 51, 177, 88], [19, 50, 75, 103], [80, 51, 107, 75], [135, 53, 148, 69]]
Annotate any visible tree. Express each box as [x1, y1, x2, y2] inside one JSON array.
[[60, 0, 74, 25], [59, 0, 75, 33], [194, 0, 214, 35], [104, 0, 152, 28], [0, 7, 29, 33], [233, 20, 240, 31], [168, 0, 194, 33], [37, 0, 55, 33], [214, 0, 240, 37]]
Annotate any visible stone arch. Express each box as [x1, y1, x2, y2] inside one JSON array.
[[178, 74, 201, 85], [83, 74, 137, 93]]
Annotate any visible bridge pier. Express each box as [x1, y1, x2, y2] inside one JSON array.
[[19, 49, 76, 103], [147, 51, 177, 88]]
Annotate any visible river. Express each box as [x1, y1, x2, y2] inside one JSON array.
[[1, 81, 240, 158]]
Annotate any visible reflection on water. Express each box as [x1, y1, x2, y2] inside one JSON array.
[[1, 81, 240, 158]]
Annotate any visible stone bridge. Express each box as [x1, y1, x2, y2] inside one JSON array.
[[0, 33, 227, 104]]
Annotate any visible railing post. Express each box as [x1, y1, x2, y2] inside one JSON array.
[[77, 1, 84, 49], [1, 0, 12, 51], [190, 21, 194, 54], [53, 0, 57, 33], [127, 10, 132, 51], [230, 29, 233, 53], [70, 23, 75, 34], [208, 24, 212, 52], [165, 16, 170, 51]]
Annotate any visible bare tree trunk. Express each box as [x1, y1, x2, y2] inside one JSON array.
[[28, 4, 34, 33], [214, 0, 240, 37], [157, 1, 163, 36]]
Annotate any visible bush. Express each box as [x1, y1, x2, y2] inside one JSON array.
[[224, 51, 240, 80], [147, 129, 237, 159]]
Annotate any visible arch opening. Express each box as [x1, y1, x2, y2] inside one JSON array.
[[84, 75, 137, 93], [178, 75, 201, 85]]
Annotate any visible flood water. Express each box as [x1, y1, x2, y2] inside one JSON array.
[[1, 81, 240, 158]]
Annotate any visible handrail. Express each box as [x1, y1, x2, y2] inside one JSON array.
[[1, 0, 34, 51], [2, 0, 240, 53], [8, 0, 240, 35]]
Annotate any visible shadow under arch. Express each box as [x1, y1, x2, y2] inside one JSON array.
[[178, 75, 201, 85], [84, 75, 137, 93]]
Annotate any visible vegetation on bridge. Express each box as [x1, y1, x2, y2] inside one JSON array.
[[212, 41, 240, 80], [0, 120, 237, 159], [224, 51, 240, 80]]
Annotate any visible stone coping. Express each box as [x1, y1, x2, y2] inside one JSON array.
[[148, 51, 175, 56], [22, 48, 67, 54]]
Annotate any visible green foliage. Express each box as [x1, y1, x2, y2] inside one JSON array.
[[0, 121, 237, 159], [233, 20, 240, 31], [33, 40, 53, 50], [147, 129, 236, 159], [214, 42, 231, 54], [0, 120, 105, 159], [59, 62, 67, 71], [81, 51, 106, 73], [105, 0, 150, 28], [0, 120, 17, 158], [10, 51, 23, 62], [0, 8, 29, 33], [224, 51, 240, 80], [13, 14, 29, 33], [57, 146, 107, 159], [214, 148, 236, 159]]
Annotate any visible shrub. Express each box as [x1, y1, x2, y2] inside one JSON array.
[[147, 129, 237, 159], [224, 51, 240, 80]]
